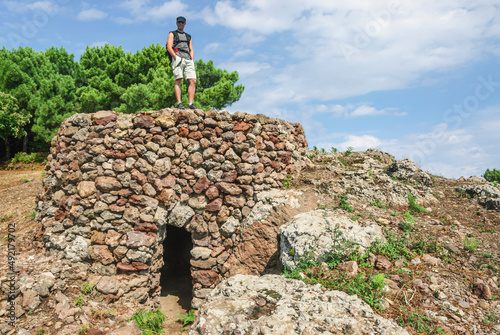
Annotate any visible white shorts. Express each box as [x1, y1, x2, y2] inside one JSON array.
[[172, 57, 197, 80]]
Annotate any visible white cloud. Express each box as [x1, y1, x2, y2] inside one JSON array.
[[3, 0, 58, 14], [116, 0, 187, 23], [77, 8, 108, 21], [202, 1, 500, 103], [90, 41, 108, 48], [203, 42, 222, 53], [314, 103, 400, 118], [218, 61, 271, 77]]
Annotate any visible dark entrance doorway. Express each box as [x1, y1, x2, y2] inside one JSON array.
[[160, 225, 193, 309]]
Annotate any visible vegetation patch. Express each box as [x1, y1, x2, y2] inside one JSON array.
[[131, 308, 166, 335]]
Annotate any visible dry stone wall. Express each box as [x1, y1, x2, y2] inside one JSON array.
[[36, 108, 307, 306]]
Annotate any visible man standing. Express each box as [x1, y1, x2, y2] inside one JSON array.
[[166, 16, 197, 109]]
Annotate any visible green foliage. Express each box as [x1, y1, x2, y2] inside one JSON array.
[[344, 146, 354, 156], [0, 92, 30, 140], [407, 193, 427, 213], [78, 325, 89, 334], [323, 272, 386, 310], [412, 236, 443, 255], [370, 199, 384, 208], [397, 309, 444, 334], [463, 236, 481, 253], [282, 175, 293, 188], [11, 152, 35, 164], [483, 311, 499, 324], [338, 194, 354, 213], [131, 308, 166, 335], [368, 232, 415, 261], [81, 282, 95, 295], [0, 44, 244, 155], [176, 309, 196, 326], [195, 59, 245, 110], [74, 294, 85, 306], [400, 211, 415, 232], [483, 168, 500, 184], [0, 213, 13, 222], [330, 147, 338, 153]]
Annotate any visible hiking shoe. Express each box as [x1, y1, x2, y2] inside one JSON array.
[[176, 102, 185, 109], [187, 103, 196, 109]]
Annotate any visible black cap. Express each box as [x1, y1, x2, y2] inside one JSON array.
[[177, 16, 186, 23]]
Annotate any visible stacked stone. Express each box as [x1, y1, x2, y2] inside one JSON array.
[[36, 108, 307, 305]]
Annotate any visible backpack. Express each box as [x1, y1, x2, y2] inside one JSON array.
[[166, 30, 191, 63]]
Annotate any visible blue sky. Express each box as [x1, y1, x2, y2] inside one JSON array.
[[1, 0, 499, 178]]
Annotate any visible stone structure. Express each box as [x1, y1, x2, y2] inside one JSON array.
[[36, 108, 307, 307]]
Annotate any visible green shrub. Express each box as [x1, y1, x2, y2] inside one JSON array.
[[463, 237, 481, 253], [11, 152, 38, 164], [131, 308, 166, 335], [282, 175, 293, 188], [338, 194, 354, 213], [81, 282, 95, 295], [400, 211, 415, 232], [397, 309, 444, 334], [407, 193, 427, 213], [323, 272, 386, 310], [368, 232, 415, 261], [483, 168, 500, 183], [176, 309, 196, 326], [344, 146, 354, 156]]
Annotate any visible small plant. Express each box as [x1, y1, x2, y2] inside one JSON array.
[[400, 211, 415, 232], [482, 252, 494, 258], [313, 145, 319, 152], [81, 282, 95, 295], [0, 213, 13, 222], [398, 309, 444, 334], [369, 232, 414, 261], [412, 236, 443, 255], [370, 199, 384, 208], [344, 146, 354, 156], [321, 148, 326, 153], [483, 311, 498, 324], [176, 309, 196, 327], [21, 177, 30, 183], [330, 147, 338, 153], [318, 203, 328, 209], [338, 194, 354, 213], [282, 175, 293, 188], [457, 188, 468, 198], [350, 213, 362, 221], [463, 236, 481, 253], [407, 193, 427, 213], [74, 294, 85, 306], [78, 325, 89, 334], [131, 308, 166, 335], [92, 308, 116, 320], [36, 329, 46, 335], [28, 210, 37, 219]]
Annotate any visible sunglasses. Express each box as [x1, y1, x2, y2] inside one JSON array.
[[177, 21, 186, 24]]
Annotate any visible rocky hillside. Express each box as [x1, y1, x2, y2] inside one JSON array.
[[1, 148, 499, 334]]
